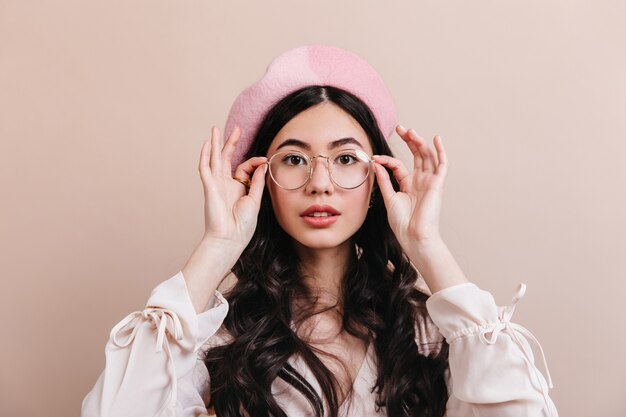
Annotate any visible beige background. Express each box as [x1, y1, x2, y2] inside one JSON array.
[[1, 1, 624, 416]]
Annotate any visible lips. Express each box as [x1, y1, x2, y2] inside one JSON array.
[[300, 204, 340, 228], [300, 204, 341, 217]]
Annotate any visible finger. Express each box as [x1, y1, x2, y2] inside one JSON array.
[[433, 135, 448, 177], [371, 155, 412, 185], [396, 124, 408, 136], [234, 157, 268, 179], [199, 138, 212, 176], [373, 162, 396, 205], [222, 125, 241, 170], [210, 126, 222, 171], [396, 125, 424, 171], [396, 125, 424, 155], [407, 129, 434, 172], [424, 135, 439, 171], [247, 163, 268, 204]]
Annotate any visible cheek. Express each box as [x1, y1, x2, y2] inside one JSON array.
[[267, 183, 291, 226], [356, 189, 370, 208], [361, 176, 376, 205], [352, 179, 375, 219]]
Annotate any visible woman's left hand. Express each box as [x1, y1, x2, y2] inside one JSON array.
[[372, 125, 448, 248]]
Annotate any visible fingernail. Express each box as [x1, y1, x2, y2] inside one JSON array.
[[397, 124, 407, 133]]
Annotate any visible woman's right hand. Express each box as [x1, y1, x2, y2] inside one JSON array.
[[199, 125, 267, 251]]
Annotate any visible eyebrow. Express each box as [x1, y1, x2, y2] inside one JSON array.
[[276, 137, 364, 151]]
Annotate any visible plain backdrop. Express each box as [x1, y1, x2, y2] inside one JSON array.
[[1, 1, 624, 416]]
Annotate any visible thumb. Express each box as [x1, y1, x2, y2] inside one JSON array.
[[373, 162, 396, 206], [247, 162, 268, 205]]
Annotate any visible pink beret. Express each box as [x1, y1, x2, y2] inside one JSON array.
[[224, 44, 397, 174]]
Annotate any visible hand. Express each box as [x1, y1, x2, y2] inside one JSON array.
[[199, 125, 267, 250], [372, 125, 448, 248]]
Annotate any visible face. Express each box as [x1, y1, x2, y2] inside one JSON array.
[[265, 102, 375, 252]]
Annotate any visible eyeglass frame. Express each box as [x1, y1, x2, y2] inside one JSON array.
[[264, 148, 374, 190]]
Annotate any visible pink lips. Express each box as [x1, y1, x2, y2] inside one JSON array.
[[300, 204, 340, 217], [300, 204, 341, 228]]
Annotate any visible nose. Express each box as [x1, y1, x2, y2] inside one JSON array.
[[304, 155, 334, 194]]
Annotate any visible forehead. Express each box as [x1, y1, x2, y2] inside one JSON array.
[[267, 102, 373, 154]]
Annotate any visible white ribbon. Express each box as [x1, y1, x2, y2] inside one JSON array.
[[478, 283, 558, 417], [110, 306, 184, 415]]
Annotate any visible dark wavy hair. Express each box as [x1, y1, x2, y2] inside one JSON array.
[[203, 86, 449, 417]]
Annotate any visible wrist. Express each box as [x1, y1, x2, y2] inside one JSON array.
[[182, 236, 243, 314], [405, 237, 469, 294], [408, 234, 446, 253], [200, 234, 246, 256]]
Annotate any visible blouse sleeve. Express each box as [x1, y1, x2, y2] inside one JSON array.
[[81, 271, 229, 417], [425, 282, 559, 417]]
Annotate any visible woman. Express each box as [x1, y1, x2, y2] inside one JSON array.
[[81, 45, 558, 417]]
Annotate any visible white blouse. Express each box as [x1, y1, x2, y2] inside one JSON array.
[[81, 271, 559, 417]]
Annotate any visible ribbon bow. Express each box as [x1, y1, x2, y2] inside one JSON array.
[[110, 306, 184, 414], [478, 283, 558, 417]]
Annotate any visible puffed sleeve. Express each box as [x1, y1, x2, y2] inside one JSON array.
[[81, 270, 229, 417], [425, 282, 559, 417]]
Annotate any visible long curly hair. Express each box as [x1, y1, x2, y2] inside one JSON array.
[[203, 86, 449, 417]]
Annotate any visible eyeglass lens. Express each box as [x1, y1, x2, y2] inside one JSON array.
[[268, 149, 371, 189]]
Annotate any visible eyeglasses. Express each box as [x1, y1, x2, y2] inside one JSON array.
[[266, 148, 373, 190]]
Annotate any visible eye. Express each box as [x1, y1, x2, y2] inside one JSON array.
[[281, 153, 308, 166], [334, 152, 358, 166]]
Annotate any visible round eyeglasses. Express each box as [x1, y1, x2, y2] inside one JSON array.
[[266, 148, 373, 190]]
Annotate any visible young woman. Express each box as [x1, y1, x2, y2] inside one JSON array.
[[81, 45, 558, 417]]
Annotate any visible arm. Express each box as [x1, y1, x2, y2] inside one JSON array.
[[185, 125, 267, 315], [426, 281, 558, 417], [374, 126, 558, 415], [81, 270, 228, 417], [372, 125, 469, 295], [409, 239, 558, 416], [82, 126, 265, 416]]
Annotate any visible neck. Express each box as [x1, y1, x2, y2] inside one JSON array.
[[292, 240, 354, 342], [293, 240, 353, 305]]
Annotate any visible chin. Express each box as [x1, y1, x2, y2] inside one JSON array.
[[287, 230, 356, 252], [295, 239, 346, 251], [276, 215, 367, 252]]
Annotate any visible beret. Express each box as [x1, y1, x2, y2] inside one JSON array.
[[224, 44, 397, 174]]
